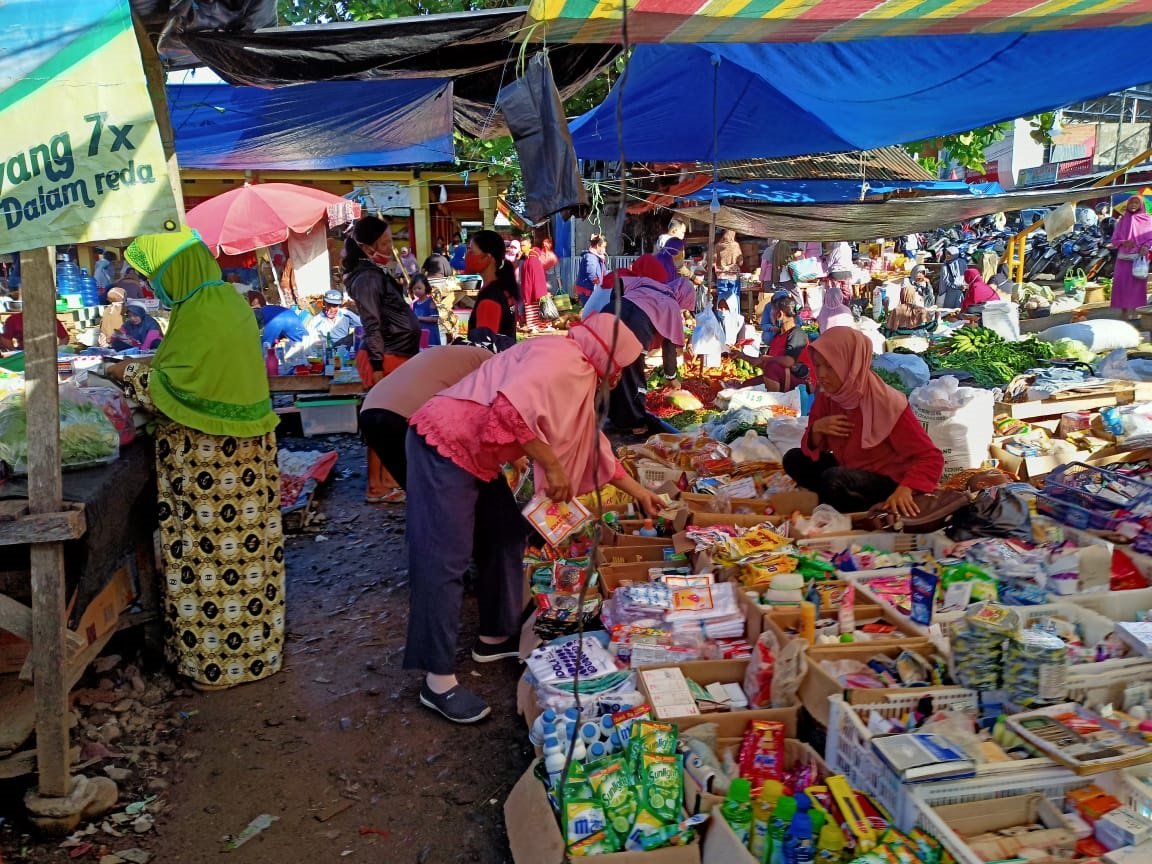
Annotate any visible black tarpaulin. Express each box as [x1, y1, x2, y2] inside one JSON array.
[[176, 7, 617, 138], [130, 0, 276, 67]]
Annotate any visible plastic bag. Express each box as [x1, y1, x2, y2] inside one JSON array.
[[872, 353, 931, 391], [719, 309, 745, 346], [793, 504, 852, 537], [728, 430, 783, 465], [744, 631, 776, 709], [763, 416, 808, 454], [690, 309, 725, 369], [0, 388, 120, 474], [77, 386, 136, 445], [1135, 256, 1150, 279]]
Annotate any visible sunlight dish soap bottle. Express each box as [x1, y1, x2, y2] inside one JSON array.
[[720, 778, 753, 848], [750, 779, 783, 861]]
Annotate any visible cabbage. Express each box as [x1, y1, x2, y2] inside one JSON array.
[[0, 394, 118, 472], [1049, 338, 1096, 363]]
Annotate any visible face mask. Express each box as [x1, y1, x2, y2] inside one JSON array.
[[464, 251, 488, 273]]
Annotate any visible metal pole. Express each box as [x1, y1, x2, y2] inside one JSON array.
[[1113, 92, 1129, 170]]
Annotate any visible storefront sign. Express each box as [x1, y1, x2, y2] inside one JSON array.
[[1057, 156, 1095, 180], [1017, 163, 1059, 187], [965, 160, 1000, 184], [0, 0, 181, 255]]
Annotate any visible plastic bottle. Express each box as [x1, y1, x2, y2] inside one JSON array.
[[580, 721, 600, 747], [529, 708, 558, 746], [815, 818, 847, 863], [598, 715, 616, 741], [637, 518, 658, 537], [586, 741, 607, 763], [608, 730, 622, 754], [783, 792, 815, 864], [750, 779, 784, 860], [543, 735, 565, 782], [560, 707, 580, 742], [798, 601, 816, 645], [565, 725, 586, 762], [720, 778, 753, 848], [264, 344, 278, 378], [766, 794, 796, 864]]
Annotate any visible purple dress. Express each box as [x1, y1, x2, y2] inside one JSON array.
[[1110, 202, 1152, 309]]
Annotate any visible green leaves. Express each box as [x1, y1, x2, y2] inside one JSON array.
[[904, 113, 1058, 174]]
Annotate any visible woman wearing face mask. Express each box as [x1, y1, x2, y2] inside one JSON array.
[[343, 215, 421, 504], [465, 230, 520, 344]]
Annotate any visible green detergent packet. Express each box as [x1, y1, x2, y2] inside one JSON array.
[[640, 751, 683, 824], [587, 755, 638, 838]]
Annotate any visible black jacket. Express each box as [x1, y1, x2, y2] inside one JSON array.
[[345, 263, 420, 369]]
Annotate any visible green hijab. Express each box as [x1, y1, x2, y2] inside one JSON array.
[[124, 228, 276, 438]]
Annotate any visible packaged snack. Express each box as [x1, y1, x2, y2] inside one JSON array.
[[744, 631, 776, 709], [950, 602, 1020, 692], [909, 567, 937, 627], [629, 719, 677, 769], [1003, 627, 1068, 708], [587, 757, 638, 837], [738, 720, 786, 793], [640, 752, 683, 823]]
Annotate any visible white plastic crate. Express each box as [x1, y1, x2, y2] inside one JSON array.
[[826, 691, 1066, 831], [911, 776, 1104, 864], [1062, 586, 1152, 622], [295, 397, 360, 436], [794, 531, 940, 556]]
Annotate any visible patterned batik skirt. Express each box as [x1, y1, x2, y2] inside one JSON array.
[[153, 425, 286, 686]]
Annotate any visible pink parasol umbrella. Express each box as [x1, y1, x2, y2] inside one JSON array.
[[186, 182, 361, 256]]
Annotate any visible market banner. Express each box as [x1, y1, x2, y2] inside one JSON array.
[[0, 0, 181, 255], [525, 0, 1152, 44]]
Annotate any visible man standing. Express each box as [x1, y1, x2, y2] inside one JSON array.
[[711, 229, 744, 311], [94, 250, 118, 296], [656, 217, 687, 253], [940, 245, 967, 309]]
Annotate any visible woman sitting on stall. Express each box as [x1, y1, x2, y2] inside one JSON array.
[[883, 285, 938, 338], [110, 302, 163, 351], [745, 295, 810, 392], [404, 314, 664, 723], [960, 266, 999, 313], [783, 327, 944, 516], [605, 268, 697, 435], [465, 230, 519, 344], [109, 227, 283, 691]]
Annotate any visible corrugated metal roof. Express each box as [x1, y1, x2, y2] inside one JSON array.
[[712, 147, 933, 182]]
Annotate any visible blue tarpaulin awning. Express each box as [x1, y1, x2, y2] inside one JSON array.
[[168, 80, 456, 170], [572, 29, 1152, 162], [679, 179, 1002, 205]]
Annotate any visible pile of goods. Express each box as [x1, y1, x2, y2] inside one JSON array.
[[925, 327, 1055, 389]]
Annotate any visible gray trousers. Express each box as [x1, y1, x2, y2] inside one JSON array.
[[403, 429, 527, 675]]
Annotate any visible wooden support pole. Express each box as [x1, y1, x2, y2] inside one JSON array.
[[132, 14, 185, 223], [22, 246, 71, 798]]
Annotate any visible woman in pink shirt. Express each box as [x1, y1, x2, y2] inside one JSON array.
[[404, 313, 664, 724]]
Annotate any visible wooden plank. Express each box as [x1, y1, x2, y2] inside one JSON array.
[[269, 374, 330, 392], [0, 507, 86, 546], [0, 746, 80, 781], [22, 244, 71, 798], [996, 391, 1136, 421], [329, 382, 366, 396], [0, 595, 32, 640]]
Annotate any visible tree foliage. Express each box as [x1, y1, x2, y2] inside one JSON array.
[[905, 113, 1058, 174], [278, 0, 518, 21]]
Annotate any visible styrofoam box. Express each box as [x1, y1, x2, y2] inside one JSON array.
[[826, 691, 1075, 831]]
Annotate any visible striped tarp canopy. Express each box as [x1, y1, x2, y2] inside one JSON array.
[[524, 0, 1152, 43]]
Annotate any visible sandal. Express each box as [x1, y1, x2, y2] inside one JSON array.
[[366, 489, 406, 505]]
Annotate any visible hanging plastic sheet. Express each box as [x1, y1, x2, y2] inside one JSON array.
[[497, 53, 589, 224]]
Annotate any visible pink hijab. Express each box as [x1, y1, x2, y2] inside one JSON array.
[[621, 275, 696, 345], [817, 283, 854, 332], [438, 313, 642, 495], [1112, 196, 1152, 249], [810, 327, 906, 449]]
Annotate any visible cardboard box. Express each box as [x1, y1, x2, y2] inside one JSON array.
[[686, 738, 826, 816], [991, 442, 1152, 485], [995, 384, 1147, 421], [504, 761, 701, 864], [679, 490, 818, 517], [932, 792, 1073, 840], [638, 659, 798, 737], [799, 643, 953, 727], [763, 605, 933, 658], [74, 560, 136, 645], [599, 523, 671, 548], [598, 544, 681, 565]]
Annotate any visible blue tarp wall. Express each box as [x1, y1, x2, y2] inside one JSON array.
[[168, 80, 456, 170]]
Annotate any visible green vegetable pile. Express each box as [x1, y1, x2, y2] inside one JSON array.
[[0, 394, 119, 472], [926, 326, 1055, 388], [664, 409, 720, 430], [872, 368, 911, 394]]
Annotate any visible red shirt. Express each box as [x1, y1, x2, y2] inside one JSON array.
[[2, 314, 68, 347], [801, 394, 944, 493]]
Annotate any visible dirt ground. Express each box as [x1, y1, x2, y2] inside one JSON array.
[[0, 433, 533, 864]]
